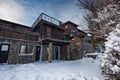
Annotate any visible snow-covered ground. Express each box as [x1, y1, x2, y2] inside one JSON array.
[[0, 54, 104, 80]]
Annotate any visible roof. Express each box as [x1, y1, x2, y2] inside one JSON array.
[[0, 19, 30, 28], [62, 21, 78, 26], [78, 29, 87, 34]]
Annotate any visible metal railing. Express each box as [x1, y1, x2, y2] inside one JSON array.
[[32, 13, 62, 28]]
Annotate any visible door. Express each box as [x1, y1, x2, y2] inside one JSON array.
[[54, 46, 60, 60], [35, 46, 41, 61], [0, 44, 10, 63]]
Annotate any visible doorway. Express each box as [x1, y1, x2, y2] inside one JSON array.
[[35, 46, 42, 61], [0, 44, 10, 63], [54, 46, 60, 60]]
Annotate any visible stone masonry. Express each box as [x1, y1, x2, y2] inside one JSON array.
[[0, 37, 41, 64]]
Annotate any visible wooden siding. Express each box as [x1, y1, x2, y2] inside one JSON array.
[[0, 19, 39, 41], [43, 23, 64, 40], [51, 27, 64, 40], [34, 23, 64, 40]]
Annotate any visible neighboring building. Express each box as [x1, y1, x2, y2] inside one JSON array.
[[0, 13, 70, 64], [61, 21, 95, 59], [61, 21, 84, 43], [61, 21, 92, 44]]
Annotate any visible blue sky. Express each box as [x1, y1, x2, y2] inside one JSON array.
[[0, 0, 87, 30]]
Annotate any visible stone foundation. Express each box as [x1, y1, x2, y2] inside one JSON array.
[[0, 37, 70, 64], [42, 44, 48, 61], [70, 43, 95, 60], [60, 45, 67, 60], [42, 44, 68, 61], [0, 37, 41, 64]]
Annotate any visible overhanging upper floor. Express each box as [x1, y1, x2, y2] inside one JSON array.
[[40, 38, 70, 46]]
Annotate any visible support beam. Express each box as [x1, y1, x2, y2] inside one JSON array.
[[48, 42, 52, 63], [67, 45, 70, 60]]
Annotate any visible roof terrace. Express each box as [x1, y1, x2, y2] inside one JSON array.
[[32, 13, 62, 28]]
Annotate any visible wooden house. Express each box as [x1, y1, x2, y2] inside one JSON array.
[[61, 21, 95, 59], [61, 21, 90, 45], [0, 13, 70, 64]]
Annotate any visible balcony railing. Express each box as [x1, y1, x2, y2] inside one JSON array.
[[32, 13, 62, 28]]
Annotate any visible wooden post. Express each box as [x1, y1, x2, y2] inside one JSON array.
[[91, 36, 94, 45], [48, 42, 52, 63], [67, 45, 70, 60]]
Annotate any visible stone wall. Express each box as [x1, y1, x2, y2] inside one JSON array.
[[42, 44, 48, 61], [70, 44, 83, 60], [42, 44, 68, 61], [70, 42, 95, 60], [0, 37, 41, 64], [0, 37, 70, 64], [18, 55, 34, 64], [60, 45, 68, 60], [82, 43, 95, 53]]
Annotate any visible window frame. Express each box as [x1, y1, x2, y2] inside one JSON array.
[[19, 44, 34, 55], [27, 45, 34, 54], [1, 44, 9, 51], [65, 25, 69, 29]]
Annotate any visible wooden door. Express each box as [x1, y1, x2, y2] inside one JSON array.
[[35, 46, 41, 61], [0, 44, 10, 63]]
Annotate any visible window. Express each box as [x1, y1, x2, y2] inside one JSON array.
[[46, 47, 49, 54], [27, 45, 33, 54], [69, 24, 72, 28], [19, 45, 34, 55], [38, 36, 41, 41], [70, 30, 77, 36], [65, 25, 68, 29], [20, 45, 26, 54], [1, 44, 9, 51], [71, 30, 77, 33], [64, 34, 69, 40]]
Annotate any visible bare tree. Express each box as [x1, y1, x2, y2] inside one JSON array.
[[77, 0, 109, 16], [77, 0, 112, 39]]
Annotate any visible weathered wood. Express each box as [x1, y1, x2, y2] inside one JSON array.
[[67, 45, 70, 60], [48, 42, 52, 63], [0, 20, 39, 41]]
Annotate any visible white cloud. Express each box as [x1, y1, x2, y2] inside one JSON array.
[[0, 0, 88, 29], [0, 0, 42, 26], [0, 0, 25, 24]]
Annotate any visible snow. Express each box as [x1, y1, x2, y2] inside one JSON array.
[[86, 52, 102, 58], [85, 0, 119, 79], [86, 52, 101, 55], [110, 65, 120, 74], [0, 56, 104, 80], [105, 27, 120, 52], [87, 33, 92, 37]]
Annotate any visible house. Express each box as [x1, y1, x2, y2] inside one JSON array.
[[61, 21, 95, 59], [0, 12, 97, 64], [0, 13, 70, 64], [61, 21, 93, 44], [61, 21, 83, 44]]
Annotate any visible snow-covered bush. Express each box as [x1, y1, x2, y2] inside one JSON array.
[[97, 0, 120, 79], [101, 24, 120, 80]]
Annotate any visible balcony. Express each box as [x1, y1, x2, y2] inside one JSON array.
[[32, 13, 62, 28]]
